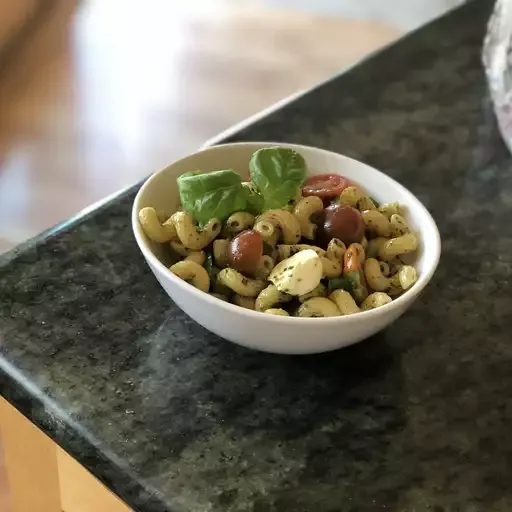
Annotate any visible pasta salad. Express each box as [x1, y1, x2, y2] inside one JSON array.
[[138, 147, 419, 318]]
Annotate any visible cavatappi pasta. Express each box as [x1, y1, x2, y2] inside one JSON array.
[[138, 148, 420, 318]]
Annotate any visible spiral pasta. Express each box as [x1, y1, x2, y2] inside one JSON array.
[[140, 151, 420, 319]]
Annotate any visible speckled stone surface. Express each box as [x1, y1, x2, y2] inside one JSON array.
[[2, 1, 511, 511]]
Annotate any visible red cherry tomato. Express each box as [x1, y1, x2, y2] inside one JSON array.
[[323, 204, 364, 246], [302, 174, 350, 199], [228, 230, 263, 275]]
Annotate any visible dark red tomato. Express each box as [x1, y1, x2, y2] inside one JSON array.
[[302, 174, 350, 199], [228, 230, 263, 275], [323, 204, 364, 245]]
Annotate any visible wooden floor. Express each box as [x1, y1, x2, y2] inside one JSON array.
[[0, 1, 401, 509], [0, 0, 400, 255]]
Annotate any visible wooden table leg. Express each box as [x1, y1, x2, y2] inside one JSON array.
[[0, 397, 61, 512]]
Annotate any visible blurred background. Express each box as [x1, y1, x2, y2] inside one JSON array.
[[0, 0, 463, 255]]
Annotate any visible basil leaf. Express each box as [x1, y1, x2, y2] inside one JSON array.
[[328, 273, 367, 303], [327, 277, 353, 295], [249, 147, 307, 211], [242, 182, 264, 215], [177, 170, 248, 227], [345, 271, 367, 304]]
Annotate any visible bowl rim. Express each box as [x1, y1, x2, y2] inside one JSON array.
[[132, 141, 441, 324]]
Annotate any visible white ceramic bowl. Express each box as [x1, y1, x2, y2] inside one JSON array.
[[132, 142, 441, 354]]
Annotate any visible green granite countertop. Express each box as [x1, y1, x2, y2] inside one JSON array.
[[1, 1, 511, 510]]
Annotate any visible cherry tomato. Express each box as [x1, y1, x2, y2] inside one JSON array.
[[302, 174, 350, 198], [228, 230, 263, 275], [323, 204, 364, 245]]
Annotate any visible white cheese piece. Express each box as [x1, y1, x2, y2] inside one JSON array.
[[269, 249, 322, 296]]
